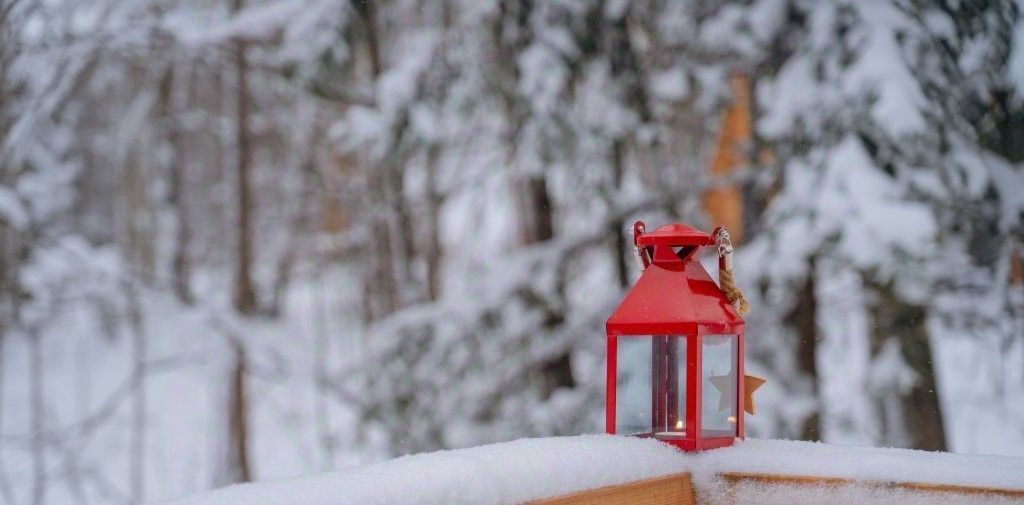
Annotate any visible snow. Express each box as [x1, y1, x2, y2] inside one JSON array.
[[752, 134, 938, 286], [163, 436, 1024, 505], [173, 0, 305, 48], [1012, 23, 1024, 85], [162, 436, 687, 505], [649, 68, 689, 102], [846, 2, 927, 136], [756, 1, 928, 137], [696, 439, 1024, 490], [518, 43, 570, 118], [0, 184, 27, 229]]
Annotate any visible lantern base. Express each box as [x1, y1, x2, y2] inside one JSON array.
[[656, 435, 738, 452]]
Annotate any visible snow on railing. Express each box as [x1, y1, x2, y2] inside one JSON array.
[[162, 436, 1024, 505]]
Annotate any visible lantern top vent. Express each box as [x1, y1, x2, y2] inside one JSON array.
[[635, 223, 714, 247]]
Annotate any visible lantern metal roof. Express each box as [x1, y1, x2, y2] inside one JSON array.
[[606, 224, 744, 336], [634, 223, 713, 247]]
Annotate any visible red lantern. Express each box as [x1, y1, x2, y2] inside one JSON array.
[[605, 221, 754, 451]]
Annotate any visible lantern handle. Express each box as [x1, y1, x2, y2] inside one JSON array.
[[632, 220, 651, 270], [714, 227, 734, 270], [715, 227, 750, 315]]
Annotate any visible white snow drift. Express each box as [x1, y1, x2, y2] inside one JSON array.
[[164, 435, 1024, 505]]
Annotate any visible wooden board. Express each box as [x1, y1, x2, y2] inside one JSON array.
[[720, 472, 1024, 501], [527, 471, 1024, 504], [529, 473, 696, 505]]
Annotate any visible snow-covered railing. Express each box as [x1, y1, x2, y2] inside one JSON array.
[[163, 436, 1024, 505]]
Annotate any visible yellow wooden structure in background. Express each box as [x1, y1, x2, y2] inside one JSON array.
[[703, 73, 751, 245]]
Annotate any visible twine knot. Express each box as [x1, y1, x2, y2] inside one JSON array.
[[718, 267, 750, 315]]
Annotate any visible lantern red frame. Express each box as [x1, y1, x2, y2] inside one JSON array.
[[605, 222, 746, 451]]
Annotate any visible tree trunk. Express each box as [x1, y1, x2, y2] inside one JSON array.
[[232, 0, 257, 316], [0, 313, 14, 505], [0, 179, 17, 505], [362, 169, 399, 323], [352, 0, 406, 322], [350, 0, 382, 78], [424, 144, 443, 302], [387, 155, 416, 295], [493, 0, 570, 395], [517, 175, 570, 392], [0, 225, 16, 505], [226, 342, 251, 482], [268, 248, 294, 317], [224, 0, 254, 486], [516, 175, 554, 245], [127, 280, 147, 502], [29, 330, 46, 505], [610, 139, 629, 288], [313, 262, 333, 470], [123, 142, 156, 285], [785, 257, 820, 441], [868, 281, 947, 451], [160, 64, 194, 305]]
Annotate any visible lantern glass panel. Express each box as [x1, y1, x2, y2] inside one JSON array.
[[700, 334, 737, 438], [615, 336, 686, 438]]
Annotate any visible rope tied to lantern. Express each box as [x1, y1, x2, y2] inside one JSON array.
[[713, 227, 765, 416], [715, 228, 750, 315]]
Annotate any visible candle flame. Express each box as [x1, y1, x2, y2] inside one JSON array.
[[675, 419, 683, 430], [727, 416, 737, 423]]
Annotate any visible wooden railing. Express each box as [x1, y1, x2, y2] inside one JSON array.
[[530, 474, 697, 505], [528, 472, 1024, 504]]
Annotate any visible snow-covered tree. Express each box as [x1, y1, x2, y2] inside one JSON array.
[[742, 0, 1023, 450]]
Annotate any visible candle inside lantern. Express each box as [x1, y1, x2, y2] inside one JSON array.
[[654, 419, 686, 440], [655, 431, 686, 439]]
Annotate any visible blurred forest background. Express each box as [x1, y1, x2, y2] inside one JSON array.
[[1, 0, 1023, 503]]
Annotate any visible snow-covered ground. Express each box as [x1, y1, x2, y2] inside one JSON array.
[[163, 435, 1024, 505]]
